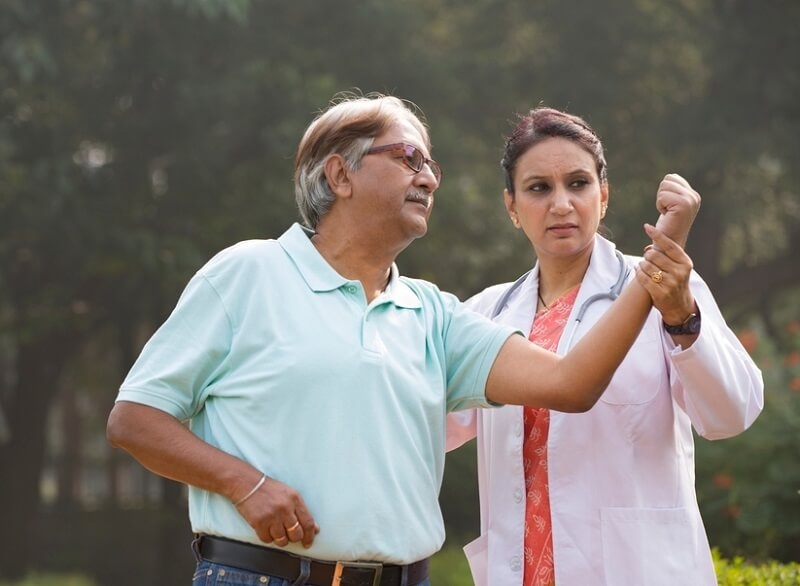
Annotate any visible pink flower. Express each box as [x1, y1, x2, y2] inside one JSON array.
[[785, 351, 800, 367], [713, 472, 734, 489], [737, 330, 758, 353], [723, 504, 741, 518]]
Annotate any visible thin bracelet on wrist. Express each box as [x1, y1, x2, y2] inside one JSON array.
[[233, 474, 267, 506]]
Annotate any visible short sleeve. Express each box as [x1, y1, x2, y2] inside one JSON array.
[[116, 273, 233, 420], [443, 298, 519, 412]]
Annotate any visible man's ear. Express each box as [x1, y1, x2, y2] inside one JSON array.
[[323, 154, 353, 198]]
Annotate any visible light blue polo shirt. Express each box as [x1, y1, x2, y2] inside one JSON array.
[[117, 222, 516, 563]]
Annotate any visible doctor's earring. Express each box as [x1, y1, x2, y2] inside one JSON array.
[[600, 202, 608, 218], [511, 214, 521, 228]]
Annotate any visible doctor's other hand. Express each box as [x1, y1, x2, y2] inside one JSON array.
[[639, 229, 697, 327], [653, 173, 701, 248]]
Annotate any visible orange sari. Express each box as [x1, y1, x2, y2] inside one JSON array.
[[522, 286, 580, 586]]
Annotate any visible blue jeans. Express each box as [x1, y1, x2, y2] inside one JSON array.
[[191, 558, 432, 586]]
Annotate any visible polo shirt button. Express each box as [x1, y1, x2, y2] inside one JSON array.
[[206, 570, 213, 576], [346, 285, 357, 293], [513, 488, 523, 503], [218, 569, 226, 576], [510, 556, 522, 571], [259, 577, 268, 583]]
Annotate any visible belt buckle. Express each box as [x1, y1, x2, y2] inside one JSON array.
[[332, 560, 383, 586]]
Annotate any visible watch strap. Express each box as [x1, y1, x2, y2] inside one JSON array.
[[663, 312, 701, 335]]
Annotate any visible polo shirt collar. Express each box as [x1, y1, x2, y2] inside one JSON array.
[[384, 264, 422, 309], [278, 223, 421, 309], [279, 223, 345, 292]]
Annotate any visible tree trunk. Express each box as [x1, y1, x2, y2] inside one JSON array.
[[56, 381, 81, 510], [0, 337, 69, 579]]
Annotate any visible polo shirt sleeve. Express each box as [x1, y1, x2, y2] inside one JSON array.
[[116, 272, 233, 421], [443, 296, 519, 412]]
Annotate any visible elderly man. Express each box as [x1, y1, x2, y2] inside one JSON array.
[[107, 93, 698, 586]]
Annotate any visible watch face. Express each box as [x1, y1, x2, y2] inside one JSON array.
[[665, 313, 701, 335], [685, 314, 701, 334]]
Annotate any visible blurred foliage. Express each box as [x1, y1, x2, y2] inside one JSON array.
[[429, 544, 475, 586], [714, 548, 800, 586], [0, 0, 798, 581], [0, 576, 95, 586], [696, 307, 800, 561]]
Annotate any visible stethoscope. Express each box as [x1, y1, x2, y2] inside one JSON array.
[[489, 249, 630, 349]]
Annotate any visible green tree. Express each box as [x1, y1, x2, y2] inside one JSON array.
[[697, 311, 800, 561], [0, 0, 272, 576], [1, 0, 798, 581]]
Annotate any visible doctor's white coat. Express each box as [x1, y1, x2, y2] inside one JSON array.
[[447, 235, 764, 586]]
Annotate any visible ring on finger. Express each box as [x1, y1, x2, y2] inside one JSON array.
[[286, 520, 301, 532], [651, 270, 664, 284]]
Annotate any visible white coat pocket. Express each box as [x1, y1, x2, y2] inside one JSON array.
[[600, 506, 699, 586]]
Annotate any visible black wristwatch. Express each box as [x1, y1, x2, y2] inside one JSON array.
[[663, 312, 701, 336]]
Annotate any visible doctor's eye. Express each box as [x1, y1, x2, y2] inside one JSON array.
[[528, 182, 549, 193]]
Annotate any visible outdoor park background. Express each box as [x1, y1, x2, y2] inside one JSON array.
[[1, 0, 799, 584]]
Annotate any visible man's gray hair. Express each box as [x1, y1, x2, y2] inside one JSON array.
[[294, 93, 430, 229]]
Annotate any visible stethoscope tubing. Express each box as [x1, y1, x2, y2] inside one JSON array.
[[489, 250, 630, 349]]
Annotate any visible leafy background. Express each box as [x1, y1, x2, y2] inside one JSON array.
[[1, 0, 798, 583]]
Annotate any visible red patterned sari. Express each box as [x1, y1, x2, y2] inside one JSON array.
[[522, 286, 580, 586]]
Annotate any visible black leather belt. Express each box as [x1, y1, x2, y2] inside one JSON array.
[[197, 535, 429, 586]]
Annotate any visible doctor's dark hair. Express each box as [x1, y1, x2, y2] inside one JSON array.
[[501, 107, 608, 194]]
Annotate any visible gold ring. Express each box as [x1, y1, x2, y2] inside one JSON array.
[[286, 520, 301, 532], [651, 270, 664, 284]]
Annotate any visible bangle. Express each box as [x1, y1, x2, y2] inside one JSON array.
[[234, 474, 266, 506]]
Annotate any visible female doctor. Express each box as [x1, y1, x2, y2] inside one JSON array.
[[446, 107, 764, 586]]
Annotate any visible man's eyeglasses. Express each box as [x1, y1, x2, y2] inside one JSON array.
[[365, 142, 442, 183]]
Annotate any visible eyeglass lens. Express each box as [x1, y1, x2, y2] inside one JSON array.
[[404, 144, 442, 182]]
